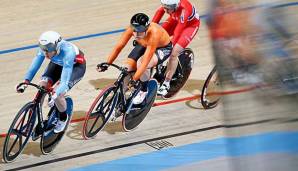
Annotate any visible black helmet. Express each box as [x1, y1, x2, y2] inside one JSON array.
[[130, 13, 150, 32]]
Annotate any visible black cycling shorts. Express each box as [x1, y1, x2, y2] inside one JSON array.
[[42, 61, 86, 90], [128, 42, 173, 65]]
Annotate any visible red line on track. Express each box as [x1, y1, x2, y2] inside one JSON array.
[[0, 85, 257, 138]]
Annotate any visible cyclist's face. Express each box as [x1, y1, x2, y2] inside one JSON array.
[[44, 51, 56, 59], [164, 8, 175, 14], [39, 43, 57, 59], [133, 31, 146, 39]]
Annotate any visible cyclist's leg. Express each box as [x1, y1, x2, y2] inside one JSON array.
[[164, 44, 183, 81], [124, 44, 146, 90], [127, 44, 146, 71], [137, 54, 159, 83], [132, 55, 158, 104], [41, 62, 62, 85], [40, 62, 62, 105], [137, 42, 172, 97], [55, 93, 67, 115], [67, 62, 86, 89], [165, 26, 199, 82], [55, 62, 86, 118], [54, 62, 86, 133]]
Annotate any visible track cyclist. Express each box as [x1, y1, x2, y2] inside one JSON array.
[[152, 0, 200, 96], [16, 31, 86, 133], [97, 13, 173, 104]]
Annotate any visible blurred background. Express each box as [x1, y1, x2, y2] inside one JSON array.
[[0, 0, 297, 170], [207, 0, 298, 170]]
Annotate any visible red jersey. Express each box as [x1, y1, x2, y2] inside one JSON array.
[[152, 0, 200, 45]]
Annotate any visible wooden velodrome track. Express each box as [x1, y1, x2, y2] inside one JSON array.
[[0, 0, 297, 170]]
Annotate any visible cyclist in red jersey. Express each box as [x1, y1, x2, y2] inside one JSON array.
[[152, 0, 200, 96]]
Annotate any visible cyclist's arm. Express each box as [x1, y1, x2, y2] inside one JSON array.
[[152, 6, 165, 24], [55, 47, 76, 96], [107, 27, 133, 64], [133, 44, 157, 81], [24, 50, 45, 82]]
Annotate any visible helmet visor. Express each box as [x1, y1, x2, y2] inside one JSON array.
[[162, 4, 177, 10], [131, 25, 147, 33], [39, 43, 57, 53]]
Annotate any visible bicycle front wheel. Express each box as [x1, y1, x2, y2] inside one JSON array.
[[2, 102, 36, 162], [82, 85, 118, 139]]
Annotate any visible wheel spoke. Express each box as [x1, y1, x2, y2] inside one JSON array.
[[3, 103, 35, 162], [95, 91, 111, 111], [102, 96, 114, 113], [15, 111, 27, 131], [88, 112, 105, 134], [23, 111, 34, 137], [95, 98, 105, 111], [7, 135, 20, 155], [89, 110, 101, 118], [84, 86, 117, 138], [18, 135, 23, 152], [11, 129, 23, 137]]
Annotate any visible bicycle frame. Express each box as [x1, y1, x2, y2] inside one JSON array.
[[20, 83, 53, 139], [102, 63, 141, 115]]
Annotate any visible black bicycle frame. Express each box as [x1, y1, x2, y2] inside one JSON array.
[[101, 63, 141, 114], [19, 83, 52, 137], [33, 91, 46, 134]]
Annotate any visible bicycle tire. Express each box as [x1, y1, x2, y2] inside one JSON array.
[[82, 85, 118, 139], [201, 66, 220, 109], [40, 96, 73, 154], [2, 102, 36, 162], [122, 79, 158, 131]]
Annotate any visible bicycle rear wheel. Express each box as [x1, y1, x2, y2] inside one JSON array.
[[122, 79, 158, 131], [163, 48, 194, 99], [201, 66, 221, 109], [83, 85, 118, 139], [2, 102, 36, 162]]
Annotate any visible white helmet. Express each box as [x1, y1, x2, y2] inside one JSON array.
[[160, 0, 180, 10], [38, 31, 62, 52]]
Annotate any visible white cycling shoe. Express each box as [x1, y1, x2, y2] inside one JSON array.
[[133, 91, 148, 105], [157, 83, 170, 96], [54, 114, 68, 133]]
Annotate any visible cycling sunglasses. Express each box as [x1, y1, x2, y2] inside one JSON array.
[[162, 4, 177, 10], [131, 25, 148, 33], [39, 43, 57, 53]]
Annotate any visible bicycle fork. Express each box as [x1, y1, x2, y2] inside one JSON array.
[[31, 102, 45, 141], [110, 91, 122, 122]]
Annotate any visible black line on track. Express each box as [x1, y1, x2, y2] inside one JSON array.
[[6, 117, 298, 171]]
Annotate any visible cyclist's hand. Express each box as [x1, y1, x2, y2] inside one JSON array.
[[48, 93, 58, 108], [96, 63, 109, 72], [128, 79, 139, 89], [16, 80, 29, 93]]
